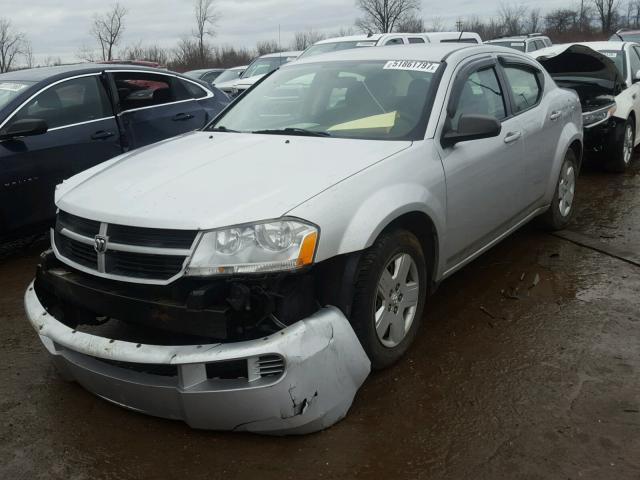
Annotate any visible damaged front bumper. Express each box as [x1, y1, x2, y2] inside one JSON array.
[[24, 278, 370, 435]]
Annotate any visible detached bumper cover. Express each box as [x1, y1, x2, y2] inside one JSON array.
[[25, 282, 370, 435]]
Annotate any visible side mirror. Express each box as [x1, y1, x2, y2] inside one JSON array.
[[633, 70, 640, 83], [442, 114, 502, 148], [0, 118, 48, 141]]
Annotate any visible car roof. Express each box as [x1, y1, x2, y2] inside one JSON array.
[[315, 34, 385, 45], [573, 41, 627, 51], [260, 51, 301, 58], [229, 65, 247, 70], [291, 43, 492, 65], [0, 63, 175, 83]]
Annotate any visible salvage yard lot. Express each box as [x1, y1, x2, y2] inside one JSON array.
[[1, 159, 639, 479]]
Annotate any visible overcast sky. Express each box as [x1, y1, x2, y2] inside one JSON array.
[[5, 0, 571, 63]]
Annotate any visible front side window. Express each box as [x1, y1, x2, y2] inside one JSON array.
[[628, 47, 640, 79], [384, 38, 405, 45], [451, 67, 506, 130], [503, 66, 542, 113], [209, 60, 442, 141], [112, 72, 190, 111], [8, 76, 110, 129]]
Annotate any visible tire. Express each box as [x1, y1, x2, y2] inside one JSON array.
[[605, 118, 634, 173], [350, 229, 428, 370], [538, 149, 578, 231]]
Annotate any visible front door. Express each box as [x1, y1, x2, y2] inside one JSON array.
[[437, 63, 526, 271], [0, 74, 121, 235]]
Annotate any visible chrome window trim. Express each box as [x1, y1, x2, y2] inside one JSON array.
[[47, 116, 116, 132], [108, 69, 213, 115], [0, 73, 106, 132]]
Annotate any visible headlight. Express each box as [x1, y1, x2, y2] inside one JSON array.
[[583, 105, 616, 127], [186, 219, 318, 276]]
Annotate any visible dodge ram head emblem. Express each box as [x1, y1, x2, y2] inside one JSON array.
[[94, 235, 108, 253]]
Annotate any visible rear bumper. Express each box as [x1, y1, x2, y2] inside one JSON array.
[[25, 282, 370, 435]]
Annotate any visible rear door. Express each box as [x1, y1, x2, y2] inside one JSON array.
[[437, 59, 526, 270], [498, 57, 559, 206], [0, 74, 121, 234], [109, 70, 208, 148]]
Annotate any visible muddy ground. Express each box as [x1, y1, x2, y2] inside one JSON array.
[[1, 158, 639, 480]]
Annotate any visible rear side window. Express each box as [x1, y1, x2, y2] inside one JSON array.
[[112, 72, 191, 111], [9, 75, 111, 129], [408, 37, 425, 44], [384, 38, 405, 45], [503, 66, 542, 113], [452, 67, 506, 130], [181, 79, 209, 99]]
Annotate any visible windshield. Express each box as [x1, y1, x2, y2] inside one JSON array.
[[242, 57, 286, 79], [0, 81, 33, 110], [208, 60, 442, 141], [489, 41, 526, 52], [597, 50, 626, 77], [184, 70, 206, 79], [298, 41, 376, 59], [215, 69, 243, 84]]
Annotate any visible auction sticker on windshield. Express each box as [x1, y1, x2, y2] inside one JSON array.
[[383, 60, 440, 73]]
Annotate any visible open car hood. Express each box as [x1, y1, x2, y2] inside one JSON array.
[[533, 44, 624, 95]]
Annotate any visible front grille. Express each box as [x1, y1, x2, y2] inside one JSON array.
[[53, 211, 197, 283], [95, 358, 178, 377], [108, 224, 196, 249], [55, 230, 97, 268], [106, 250, 187, 280]]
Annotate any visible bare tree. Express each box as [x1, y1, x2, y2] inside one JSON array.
[[428, 17, 446, 32], [193, 0, 217, 67], [122, 42, 170, 65], [23, 40, 34, 69], [499, 3, 529, 36], [528, 8, 542, 32], [255, 40, 280, 55], [395, 14, 424, 32], [355, 0, 421, 33], [0, 17, 26, 73], [291, 30, 326, 50], [90, 3, 127, 61], [593, 0, 621, 32]]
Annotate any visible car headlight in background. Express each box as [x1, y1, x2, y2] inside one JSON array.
[[583, 104, 616, 128], [186, 219, 318, 275]]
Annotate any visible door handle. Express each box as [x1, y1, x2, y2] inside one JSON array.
[[91, 130, 115, 140], [549, 111, 562, 121], [172, 113, 195, 122], [503, 131, 522, 144]]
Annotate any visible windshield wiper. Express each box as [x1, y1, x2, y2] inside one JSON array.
[[251, 128, 332, 137], [209, 126, 240, 133]]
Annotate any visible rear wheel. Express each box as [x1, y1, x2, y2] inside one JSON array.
[[605, 118, 634, 173], [350, 230, 428, 370], [539, 149, 577, 231]]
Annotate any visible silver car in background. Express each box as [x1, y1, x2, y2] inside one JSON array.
[[25, 44, 582, 434]]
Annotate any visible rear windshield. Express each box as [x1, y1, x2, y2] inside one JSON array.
[[298, 41, 376, 59], [489, 41, 526, 52], [0, 81, 34, 110]]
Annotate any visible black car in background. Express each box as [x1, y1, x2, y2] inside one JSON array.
[[0, 64, 229, 240]]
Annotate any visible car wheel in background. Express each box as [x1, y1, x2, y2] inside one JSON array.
[[350, 229, 428, 370], [605, 118, 634, 173], [539, 149, 578, 231]]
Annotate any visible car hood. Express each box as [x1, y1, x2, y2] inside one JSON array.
[[236, 74, 265, 88], [533, 44, 624, 96], [56, 131, 411, 230]]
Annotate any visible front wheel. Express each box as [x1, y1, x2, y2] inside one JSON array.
[[605, 118, 634, 173], [350, 230, 428, 370], [538, 149, 578, 231]]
